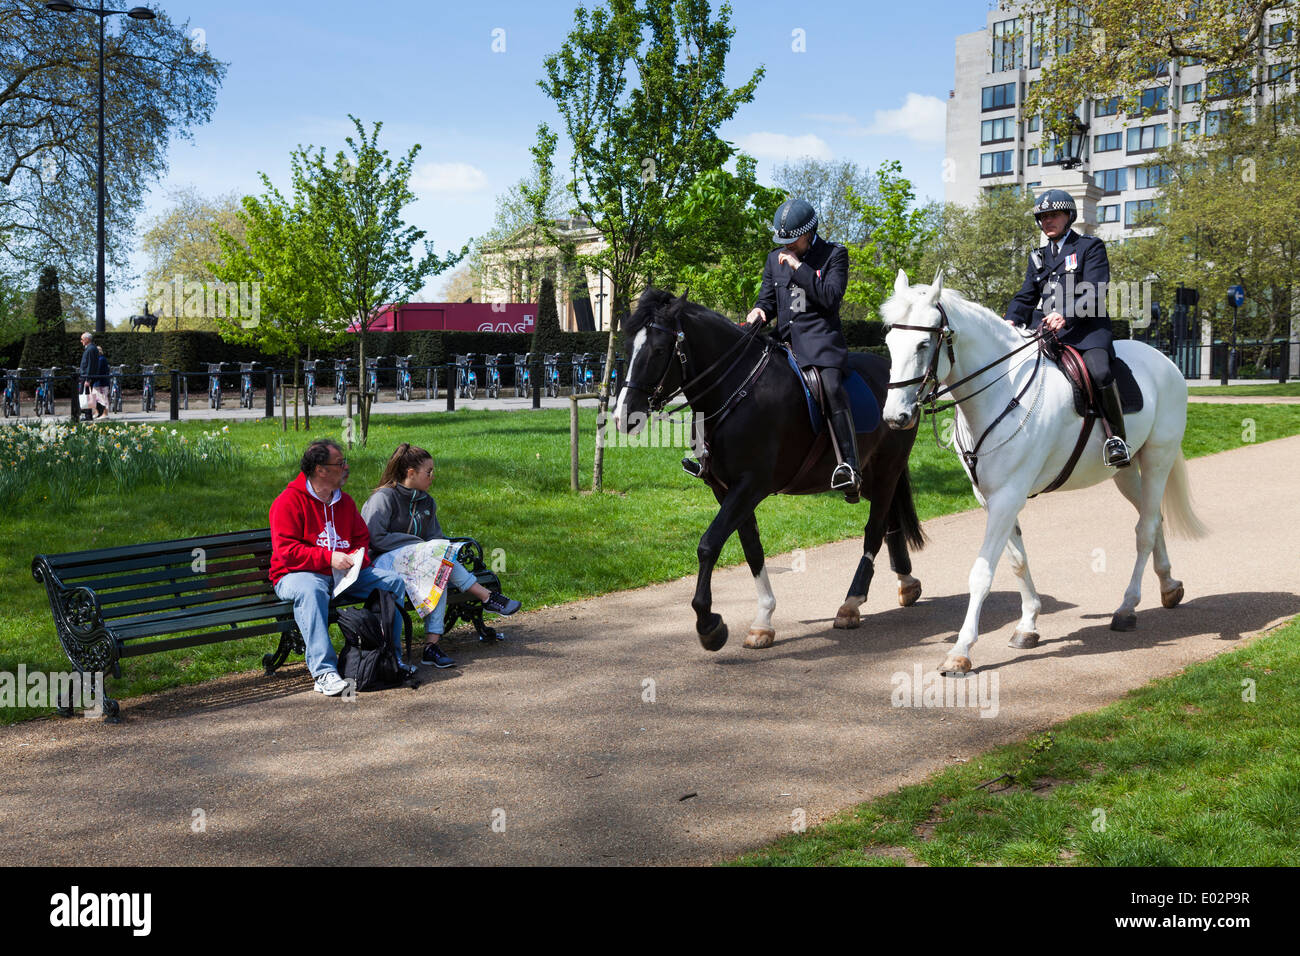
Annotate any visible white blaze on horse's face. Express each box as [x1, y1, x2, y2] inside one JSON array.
[[614, 328, 648, 435], [883, 272, 944, 431]]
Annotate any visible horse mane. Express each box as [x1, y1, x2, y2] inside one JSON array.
[[626, 287, 740, 340], [881, 283, 1013, 342]]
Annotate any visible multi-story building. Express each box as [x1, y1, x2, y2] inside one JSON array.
[[947, 4, 1296, 241]]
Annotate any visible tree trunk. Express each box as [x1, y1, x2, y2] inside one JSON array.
[[590, 287, 627, 493]]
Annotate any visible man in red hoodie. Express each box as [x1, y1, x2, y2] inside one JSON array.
[[270, 438, 410, 696]]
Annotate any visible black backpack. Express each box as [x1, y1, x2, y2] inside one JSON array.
[[336, 590, 416, 691]]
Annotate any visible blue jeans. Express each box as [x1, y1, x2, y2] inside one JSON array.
[[274, 565, 407, 677], [373, 546, 477, 636]]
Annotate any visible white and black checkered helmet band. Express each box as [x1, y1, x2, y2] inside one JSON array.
[[1031, 190, 1076, 218], [772, 199, 818, 244]]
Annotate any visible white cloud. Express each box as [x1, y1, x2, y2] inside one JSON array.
[[411, 161, 489, 195], [862, 93, 947, 145], [735, 131, 833, 161]]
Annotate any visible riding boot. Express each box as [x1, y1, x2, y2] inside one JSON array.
[[1098, 381, 1132, 468], [828, 408, 862, 503]]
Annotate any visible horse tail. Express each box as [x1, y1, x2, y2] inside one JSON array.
[[1161, 450, 1209, 540], [890, 467, 927, 551]]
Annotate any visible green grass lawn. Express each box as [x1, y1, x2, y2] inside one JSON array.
[[1188, 382, 1300, 397], [732, 615, 1300, 866], [2, 402, 1298, 721]]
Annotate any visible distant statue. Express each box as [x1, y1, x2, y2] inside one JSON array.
[[130, 302, 158, 332]]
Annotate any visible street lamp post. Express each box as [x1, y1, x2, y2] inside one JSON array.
[[45, 2, 157, 335]]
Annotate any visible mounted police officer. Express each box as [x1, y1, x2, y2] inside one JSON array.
[[746, 198, 859, 500], [1006, 189, 1131, 467]]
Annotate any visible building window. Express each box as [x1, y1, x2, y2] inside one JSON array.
[[980, 116, 1016, 144], [1138, 58, 1170, 78], [1180, 54, 1204, 67], [1095, 96, 1119, 117], [1094, 167, 1127, 194], [1028, 15, 1042, 69], [1094, 132, 1122, 152], [1134, 164, 1172, 189], [980, 150, 1015, 177], [1182, 82, 1202, 103], [991, 18, 1023, 72], [1268, 63, 1294, 88], [1098, 204, 1120, 223], [1205, 109, 1229, 135], [981, 82, 1017, 111], [1132, 86, 1169, 115], [1181, 120, 1200, 140], [1269, 23, 1294, 46], [1125, 199, 1157, 227], [1207, 67, 1252, 99], [1027, 114, 1040, 132], [1027, 148, 1039, 165], [1126, 123, 1168, 154]]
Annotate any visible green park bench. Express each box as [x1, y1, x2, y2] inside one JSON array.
[[31, 529, 503, 721]]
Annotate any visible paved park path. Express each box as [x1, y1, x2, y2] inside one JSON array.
[[2, 435, 1297, 866]]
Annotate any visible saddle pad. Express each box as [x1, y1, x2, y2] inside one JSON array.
[[784, 348, 881, 434], [1064, 356, 1143, 418]]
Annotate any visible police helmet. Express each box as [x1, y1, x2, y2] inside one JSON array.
[[1030, 189, 1077, 229], [772, 198, 818, 245]]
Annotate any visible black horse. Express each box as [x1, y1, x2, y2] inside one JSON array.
[[614, 289, 925, 651]]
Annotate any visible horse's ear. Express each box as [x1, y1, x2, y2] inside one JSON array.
[[894, 269, 910, 296], [926, 269, 944, 306]]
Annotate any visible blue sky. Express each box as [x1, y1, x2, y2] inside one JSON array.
[[110, 0, 989, 318]]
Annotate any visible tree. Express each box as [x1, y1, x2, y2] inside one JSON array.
[[0, 267, 32, 350], [770, 158, 879, 245], [211, 179, 342, 426], [919, 188, 1040, 313], [539, 0, 764, 490], [1023, 1, 1299, 138], [642, 153, 785, 317], [843, 161, 936, 319], [17, 264, 68, 375], [140, 187, 246, 330], [294, 116, 466, 445], [531, 276, 564, 355], [0, 2, 225, 304], [437, 263, 478, 303], [1114, 99, 1300, 367]]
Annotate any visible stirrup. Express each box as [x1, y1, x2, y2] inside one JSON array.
[[831, 462, 861, 492], [681, 456, 705, 479], [1103, 436, 1131, 468]]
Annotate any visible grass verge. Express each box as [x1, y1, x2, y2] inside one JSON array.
[[731, 616, 1300, 866]]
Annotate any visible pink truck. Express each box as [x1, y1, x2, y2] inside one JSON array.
[[353, 302, 536, 334]]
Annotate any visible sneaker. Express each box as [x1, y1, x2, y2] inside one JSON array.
[[421, 643, 457, 669], [483, 592, 521, 616], [313, 671, 350, 696], [398, 661, 419, 677]]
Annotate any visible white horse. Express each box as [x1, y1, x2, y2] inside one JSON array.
[[881, 269, 1207, 675]]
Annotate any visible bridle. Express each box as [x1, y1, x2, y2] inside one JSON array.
[[623, 304, 766, 415], [887, 301, 1045, 415]]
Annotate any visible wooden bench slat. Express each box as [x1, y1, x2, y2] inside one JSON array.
[[38, 529, 271, 573], [102, 580, 278, 621], [116, 621, 290, 659], [51, 546, 271, 587], [95, 568, 272, 610], [67, 556, 270, 596], [111, 600, 295, 640]]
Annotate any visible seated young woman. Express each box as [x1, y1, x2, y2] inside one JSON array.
[[361, 443, 521, 668]]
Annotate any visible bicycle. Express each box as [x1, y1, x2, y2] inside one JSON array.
[[454, 354, 477, 399], [334, 359, 351, 405], [484, 353, 502, 399], [513, 353, 532, 398], [140, 364, 158, 413], [109, 365, 124, 413], [35, 366, 57, 416], [302, 360, 318, 407], [365, 356, 382, 400], [544, 353, 561, 398], [396, 355, 414, 402], [3, 367, 21, 417], [207, 363, 224, 410], [239, 362, 259, 409], [572, 353, 595, 394]]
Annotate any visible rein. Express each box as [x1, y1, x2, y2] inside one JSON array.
[[624, 310, 767, 416]]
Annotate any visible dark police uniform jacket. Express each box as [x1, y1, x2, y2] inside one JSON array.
[[754, 236, 850, 369], [1005, 229, 1114, 353]]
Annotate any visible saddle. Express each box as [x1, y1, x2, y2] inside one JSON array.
[[783, 347, 881, 434], [1033, 339, 1143, 496]]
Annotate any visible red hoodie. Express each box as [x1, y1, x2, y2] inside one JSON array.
[[269, 472, 373, 584]]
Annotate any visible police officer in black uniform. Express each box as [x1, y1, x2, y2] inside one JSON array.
[[1005, 189, 1131, 467], [747, 198, 859, 499]]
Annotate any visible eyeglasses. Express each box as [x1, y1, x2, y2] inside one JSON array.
[[323, 458, 348, 469]]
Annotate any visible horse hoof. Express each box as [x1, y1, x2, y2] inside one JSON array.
[[698, 618, 728, 652], [1110, 612, 1137, 632], [1009, 630, 1040, 649], [833, 604, 861, 629], [1161, 584, 1184, 609], [898, 581, 922, 607], [744, 628, 775, 649], [939, 655, 972, 677]]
